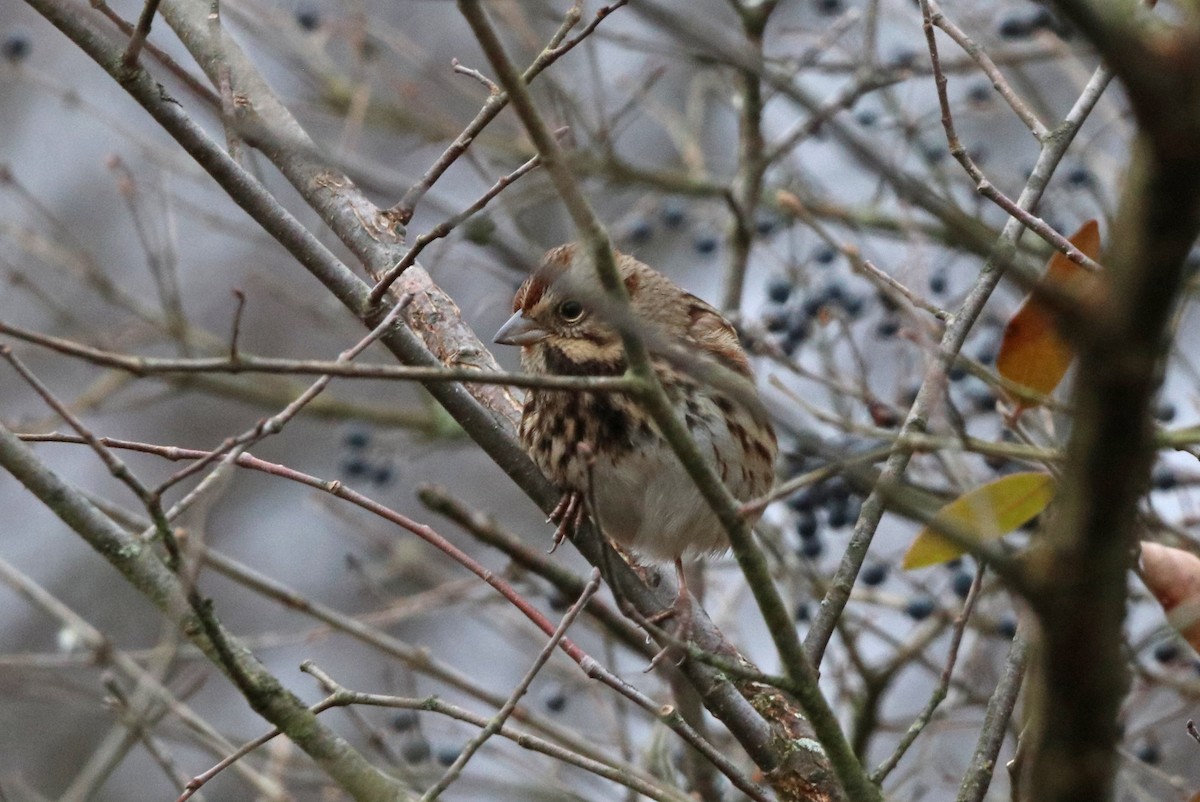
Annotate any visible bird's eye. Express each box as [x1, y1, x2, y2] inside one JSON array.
[[558, 300, 585, 322]]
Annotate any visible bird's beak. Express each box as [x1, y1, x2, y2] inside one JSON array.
[[494, 311, 548, 346]]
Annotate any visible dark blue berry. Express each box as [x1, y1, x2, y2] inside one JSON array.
[[1152, 467, 1178, 491], [929, 270, 948, 295], [781, 334, 803, 357], [970, 387, 997, 412], [799, 536, 824, 559], [436, 746, 461, 766], [767, 277, 793, 304], [660, 199, 686, 228], [869, 400, 902, 428], [626, 218, 654, 244], [296, 8, 320, 30], [950, 571, 974, 599], [1153, 639, 1181, 663], [693, 233, 719, 255], [764, 309, 789, 333], [1028, 6, 1057, 32], [875, 317, 900, 339], [984, 452, 1009, 471], [393, 710, 419, 732], [1186, 250, 1200, 277], [812, 245, 837, 265], [843, 497, 862, 524], [920, 142, 946, 165], [887, 47, 919, 70], [788, 487, 819, 514], [948, 364, 968, 382], [801, 293, 825, 317], [816, 0, 843, 14], [1, 34, 30, 63], [826, 499, 851, 529], [995, 615, 1017, 639], [342, 457, 369, 478], [402, 740, 431, 763], [1065, 166, 1094, 188], [1136, 743, 1161, 765], [842, 294, 866, 318], [796, 510, 820, 539], [344, 427, 371, 449], [860, 563, 888, 587], [795, 600, 811, 621], [373, 465, 394, 486], [544, 688, 568, 712], [756, 214, 780, 236], [905, 595, 936, 621], [825, 477, 851, 503], [1154, 402, 1177, 423], [787, 311, 812, 342], [997, 12, 1034, 39], [976, 344, 997, 365], [463, 215, 496, 245], [967, 81, 992, 105], [785, 454, 810, 477], [854, 108, 879, 127]]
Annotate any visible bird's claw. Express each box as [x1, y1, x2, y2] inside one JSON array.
[[546, 491, 584, 554]]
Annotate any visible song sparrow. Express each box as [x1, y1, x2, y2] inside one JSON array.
[[494, 244, 778, 603]]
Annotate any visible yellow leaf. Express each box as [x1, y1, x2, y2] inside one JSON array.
[[996, 220, 1101, 407], [902, 472, 1055, 569]]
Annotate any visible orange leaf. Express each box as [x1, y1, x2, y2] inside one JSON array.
[[995, 220, 1101, 406]]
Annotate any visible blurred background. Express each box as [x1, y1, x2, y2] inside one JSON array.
[[1, 0, 1196, 799]]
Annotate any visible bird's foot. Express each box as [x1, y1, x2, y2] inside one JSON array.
[[546, 491, 584, 554], [643, 558, 694, 671]]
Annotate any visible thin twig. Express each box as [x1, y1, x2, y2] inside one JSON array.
[[151, 294, 414, 497], [228, 289, 245, 361], [0, 554, 282, 798], [120, 0, 162, 68], [301, 664, 694, 802], [207, 0, 242, 161], [919, 0, 1101, 272], [924, 0, 1048, 139], [0, 343, 184, 561], [386, 0, 628, 225], [420, 570, 602, 801], [0, 318, 636, 393], [369, 152, 545, 305], [871, 563, 986, 782], [450, 57, 498, 92], [956, 627, 1029, 802]]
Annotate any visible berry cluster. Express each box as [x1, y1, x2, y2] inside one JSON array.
[[788, 475, 864, 560], [760, 252, 871, 357], [338, 426, 395, 486]]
